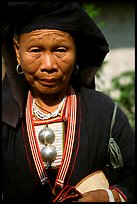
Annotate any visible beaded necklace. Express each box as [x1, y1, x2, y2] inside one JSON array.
[[33, 96, 66, 120]]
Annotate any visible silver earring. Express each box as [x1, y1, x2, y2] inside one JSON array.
[[16, 64, 24, 74], [74, 64, 79, 74]]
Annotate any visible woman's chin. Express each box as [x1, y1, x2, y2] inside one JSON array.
[[34, 85, 64, 95]]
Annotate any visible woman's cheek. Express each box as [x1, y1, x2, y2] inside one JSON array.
[[20, 56, 39, 74], [24, 72, 35, 86]]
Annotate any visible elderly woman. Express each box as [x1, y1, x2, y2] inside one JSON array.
[[2, 2, 135, 203]]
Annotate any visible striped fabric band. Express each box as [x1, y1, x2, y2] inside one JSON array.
[[26, 92, 47, 184], [55, 87, 77, 187], [25, 86, 77, 189]]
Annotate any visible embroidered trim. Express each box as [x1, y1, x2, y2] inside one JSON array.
[[25, 86, 77, 191], [65, 95, 81, 185], [26, 93, 47, 185], [55, 87, 77, 187], [21, 122, 39, 186]]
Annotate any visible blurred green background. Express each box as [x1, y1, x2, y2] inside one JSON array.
[[81, 1, 135, 129]]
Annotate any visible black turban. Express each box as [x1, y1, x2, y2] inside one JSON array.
[[2, 1, 109, 69], [2, 2, 109, 126]]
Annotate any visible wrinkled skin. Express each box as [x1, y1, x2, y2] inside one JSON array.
[[14, 29, 76, 110]]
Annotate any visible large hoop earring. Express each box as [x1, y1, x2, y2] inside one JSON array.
[[73, 64, 79, 74], [16, 64, 24, 74]]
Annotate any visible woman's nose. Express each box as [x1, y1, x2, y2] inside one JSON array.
[[39, 53, 57, 73]]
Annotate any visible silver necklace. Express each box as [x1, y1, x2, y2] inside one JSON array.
[[38, 124, 57, 167], [33, 96, 66, 120]]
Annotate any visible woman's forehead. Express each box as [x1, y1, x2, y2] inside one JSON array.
[[3, 2, 109, 69], [20, 29, 74, 43], [22, 29, 71, 38]]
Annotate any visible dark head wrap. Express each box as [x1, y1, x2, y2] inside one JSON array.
[[2, 2, 109, 68], [2, 2, 109, 127]]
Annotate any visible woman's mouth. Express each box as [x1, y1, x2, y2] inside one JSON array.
[[38, 78, 59, 86]]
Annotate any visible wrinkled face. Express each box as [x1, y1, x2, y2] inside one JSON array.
[[14, 29, 76, 95]]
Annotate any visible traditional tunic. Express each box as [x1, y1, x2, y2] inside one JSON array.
[[2, 2, 135, 202], [2, 76, 135, 203]]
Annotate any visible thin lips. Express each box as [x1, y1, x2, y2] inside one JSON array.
[[39, 78, 57, 82]]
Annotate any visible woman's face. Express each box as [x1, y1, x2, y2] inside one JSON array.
[[14, 29, 76, 95]]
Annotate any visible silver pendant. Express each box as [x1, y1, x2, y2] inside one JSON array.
[[41, 145, 57, 163], [38, 125, 57, 164], [38, 125, 55, 145]]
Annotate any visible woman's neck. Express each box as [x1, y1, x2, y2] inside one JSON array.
[[31, 87, 68, 114]]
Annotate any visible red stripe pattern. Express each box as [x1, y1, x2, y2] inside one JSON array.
[[55, 87, 77, 187], [25, 86, 77, 188], [26, 92, 47, 185]]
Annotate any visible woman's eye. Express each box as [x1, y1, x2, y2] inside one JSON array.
[[56, 48, 66, 52], [55, 47, 67, 57], [30, 48, 41, 53]]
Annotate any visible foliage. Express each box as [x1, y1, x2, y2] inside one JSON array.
[[106, 71, 135, 129], [82, 3, 105, 28], [83, 3, 100, 19], [83, 2, 135, 129]]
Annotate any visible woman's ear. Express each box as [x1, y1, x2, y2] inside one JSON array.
[[13, 37, 21, 64]]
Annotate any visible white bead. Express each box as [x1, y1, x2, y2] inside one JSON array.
[[33, 96, 66, 120]]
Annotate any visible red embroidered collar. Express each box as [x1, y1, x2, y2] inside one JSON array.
[[25, 86, 77, 194]]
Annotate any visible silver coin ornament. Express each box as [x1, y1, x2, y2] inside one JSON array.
[[38, 126, 55, 145], [41, 145, 57, 163]]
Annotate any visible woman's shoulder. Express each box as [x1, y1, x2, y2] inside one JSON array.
[[79, 86, 114, 108]]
